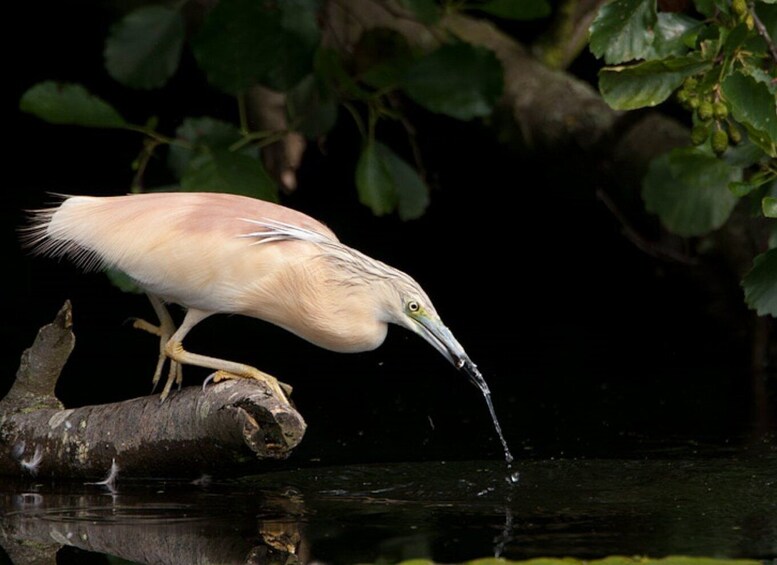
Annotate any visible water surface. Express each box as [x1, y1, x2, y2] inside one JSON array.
[[1, 436, 774, 564]]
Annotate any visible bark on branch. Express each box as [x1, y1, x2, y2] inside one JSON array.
[[0, 302, 306, 479]]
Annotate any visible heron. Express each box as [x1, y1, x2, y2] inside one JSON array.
[[26, 192, 512, 461]]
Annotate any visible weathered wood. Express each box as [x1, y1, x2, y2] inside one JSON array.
[[0, 303, 306, 479]]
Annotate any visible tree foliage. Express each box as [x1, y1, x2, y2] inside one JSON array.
[[19, 0, 553, 220], [590, 0, 777, 314], [18, 0, 777, 319]]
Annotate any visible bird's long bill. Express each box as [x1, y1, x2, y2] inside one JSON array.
[[415, 315, 486, 391], [415, 314, 514, 464]]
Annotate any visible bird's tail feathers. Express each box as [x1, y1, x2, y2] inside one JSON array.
[[21, 195, 108, 272]]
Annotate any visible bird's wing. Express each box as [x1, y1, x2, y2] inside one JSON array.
[[239, 218, 338, 246]]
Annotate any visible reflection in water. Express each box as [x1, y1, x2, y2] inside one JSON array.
[[0, 484, 306, 564], [0, 442, 776, 564]]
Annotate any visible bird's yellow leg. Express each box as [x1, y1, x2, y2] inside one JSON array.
[[208, 370, 293, 396], [132, 294, 181, 394], [165, 343, 292, 402], [132, 318, 163, 337], [162, 309, 292, 404]]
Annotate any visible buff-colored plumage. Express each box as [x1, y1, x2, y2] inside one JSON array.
[[25, 192, 465, 401], [26, 192, 513, 461]]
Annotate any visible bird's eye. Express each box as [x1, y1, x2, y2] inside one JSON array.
[[407, 301, 420, 313]]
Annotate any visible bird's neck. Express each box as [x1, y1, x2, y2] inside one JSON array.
[[241, 258, 389, 353]]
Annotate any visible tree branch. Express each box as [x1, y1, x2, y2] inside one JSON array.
[[534, 0, 608, 70], [244, 85, 307, 193], [750, 3, 777, 65], [0, 302, 306, 479]]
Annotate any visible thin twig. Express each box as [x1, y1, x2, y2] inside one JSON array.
[[124, 125, 189, 148], [131, 139, 161, 193], [343, 101, 367, 139], [229, 130, 288, 152], [387, 93, 427, 181], [596, 188, 699, 265], [238, 91, 250, 135], [330, 0, 448, 45], [328, 0, 369, 44], [750, 4, 777, 65]]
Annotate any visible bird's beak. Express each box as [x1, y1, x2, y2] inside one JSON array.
[[414, 312, 512, 463], [414, 314, 488, 391]]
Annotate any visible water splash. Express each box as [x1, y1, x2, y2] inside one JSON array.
[[468, 365, 514, 465]]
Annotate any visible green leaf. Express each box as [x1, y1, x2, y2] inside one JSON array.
[[402, 43, 503, 120], [729, 169, 774, 197], [19, 82, 126, 128], [398, 0, 440, 24], [354, 28, 415, 90], [744, 67, 777, 94], [642, 147, 741, 236], [721, 23, 750, 56], [756, 4, 777, 41], [762, 196, 777, 218], [693, 0, 730, 17], [398, 556, 763, 565], [356, 141, 396, 216], [729, 181, 759, 197], [315, 48, 372, 100], [181, 149, 278, 202], [287, 74, 338, 138], [192, 0, 320, 92], [382, 145, 430, 220], [355, 141, 429, 219], [104, 5, 184, 89], [721, 71, 777, 157], [647, 13, 702, 58], [743, 248, 777, 316], [168, 117, 253, 180], [599, 56, 711, 110], [477, 0, 551, 20], [723, 138, 766, 168], [589, 0, 656, 64], [105, 268, 143, 294]]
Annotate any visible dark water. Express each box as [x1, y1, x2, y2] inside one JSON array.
[[1, 437, 775, 564]]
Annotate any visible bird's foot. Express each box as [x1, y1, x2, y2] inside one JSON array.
[[132, 318, 181, 400], [158, 360, 183, 402], [204, 369, 293, 401], [131, 317, 163, 337]]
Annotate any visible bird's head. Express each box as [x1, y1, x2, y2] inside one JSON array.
[[382, 274, 484, 389], [321, 245, 485, 388]]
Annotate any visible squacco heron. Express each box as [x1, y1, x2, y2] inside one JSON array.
[[26, 192, 511, 460]]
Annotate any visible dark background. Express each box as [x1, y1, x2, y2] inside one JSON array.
[[2, 1, 771, 468]]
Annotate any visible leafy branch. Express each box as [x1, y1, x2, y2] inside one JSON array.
[[18, 0, 554, 221], [589, 0, 777, 315]]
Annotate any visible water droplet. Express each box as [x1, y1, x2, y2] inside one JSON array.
[[506, 470, 520, 485]]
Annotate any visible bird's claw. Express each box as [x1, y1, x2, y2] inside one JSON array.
[[132, 304, 180, 402], [158, 360, 183, 402], [131, 317, 164, 337], [203, 370, 293, 400]]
